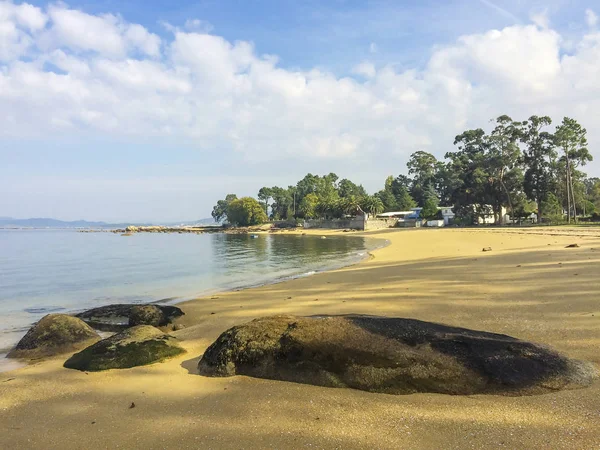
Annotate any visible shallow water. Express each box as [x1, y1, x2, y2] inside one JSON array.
[[0, 229, 382, 368]]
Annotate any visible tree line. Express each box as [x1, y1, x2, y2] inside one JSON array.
[[213, 115, 599, 226]]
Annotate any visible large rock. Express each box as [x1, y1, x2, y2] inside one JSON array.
[[198, 315, 597, 396], [8, 314, 100, 359], [129, 305, 163, 327], [64, 325, 185, 371], [75, 304, 184, 331]]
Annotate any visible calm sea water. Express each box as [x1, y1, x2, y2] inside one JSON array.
[[0, 229, 383, 367]]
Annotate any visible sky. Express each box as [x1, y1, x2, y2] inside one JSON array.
[[1, 0, 600, 222]]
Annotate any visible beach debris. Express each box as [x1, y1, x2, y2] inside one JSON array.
[[76, 304, 184, 332], [516, 265, 522, 267], [198, 315, 598, 396], [129, 402, 136, 409], [172, 324, 185, 331], [321, 236, 327, 239], [64, 325, 186, 371], [2, 378, 16, 382], [482, 247, 492, 252], [7, 314, 100, 360], [565, 244, 580, 248]]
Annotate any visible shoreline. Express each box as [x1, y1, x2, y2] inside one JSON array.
[[2, 227, 600, 449], [0, 231, 387, 366]]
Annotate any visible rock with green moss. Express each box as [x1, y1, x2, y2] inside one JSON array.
[[64, 325, 185, 371], [8, 314, 101, 359], [198, 315, 598, 396], [129, 305, 163, 327], [75, 304, 184, 331]]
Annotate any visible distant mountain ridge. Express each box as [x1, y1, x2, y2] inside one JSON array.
[[0, 217, 216, 229]]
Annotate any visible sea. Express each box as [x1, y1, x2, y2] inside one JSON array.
[[0, 229, 385, 371]]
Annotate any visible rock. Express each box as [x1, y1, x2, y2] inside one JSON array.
[[129, 305, 163, 327], [482, 247, 492, 252], [565, 243, 580, 248], [8, 314, 100, 359], [121, 233, 133, 236], [125, 226, 139, 233], [76, 304, 184, 332], [198, 315, 597, 396], [64, 325, 185, 371]]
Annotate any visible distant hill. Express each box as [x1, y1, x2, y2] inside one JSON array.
[[0, 217, 216, 229]]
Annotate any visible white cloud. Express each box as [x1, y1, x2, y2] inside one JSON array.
[[1, 1, 600, 174], [39, 4, 160, 57], [586, 9, 598, 28], [352, 61, 376, 78], [530, 10, 549, 29], [369, 42, 378, 53], [0, 1, 46, 60], [184, 18, 213, 33]]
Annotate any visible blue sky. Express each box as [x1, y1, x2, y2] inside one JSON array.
[[1, 0, 600, 222]]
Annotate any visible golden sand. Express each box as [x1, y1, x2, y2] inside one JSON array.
[[1, 227, 600, 449]]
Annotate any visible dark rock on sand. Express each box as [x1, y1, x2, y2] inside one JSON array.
[[565, 243, 580, 248], [129, 305, 163, 327], [64, 325, 185, 371], [482, 247, 492, 252], [75, 304, 184, 331], [8, 314, 100, 359], [198, 315, 597, 396]]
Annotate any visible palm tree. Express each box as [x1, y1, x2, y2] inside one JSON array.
[[362, 196, 384, 218]]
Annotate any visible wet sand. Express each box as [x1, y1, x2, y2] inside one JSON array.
[[1, 227, 600, 449]]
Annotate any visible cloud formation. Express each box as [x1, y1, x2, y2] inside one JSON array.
[[1, 1, 600, 170]]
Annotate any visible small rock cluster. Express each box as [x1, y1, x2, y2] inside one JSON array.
[[8, 303, 187, 371]]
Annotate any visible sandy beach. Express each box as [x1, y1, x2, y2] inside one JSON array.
[[1, 227, 600, 449]]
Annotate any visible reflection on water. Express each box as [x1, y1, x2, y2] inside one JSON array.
[[0, 230, 381, 357]]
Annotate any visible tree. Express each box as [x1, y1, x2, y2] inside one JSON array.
[[407, 151, 438, 206], [521, 116, 556, 222], [339, 195, 364, 216], [298, 193, 319, 219], [421, 196, 439, 221], [211, 194, 237, 223], [511, 192, 537, 224], [257, 187, 273, 216], [226, 197, 268, 226], [338, 179, 367, 199], [395, 185, 416, 210], [554, 117, 592, 222], [390, 175, 416, 210], [487, 115, 523, 224], [374, 176, 399, 212], [540, 193, 563, 223], [447, 129, 494, 224], [269, 186, 293, 220], [363, 196, 384, 217]]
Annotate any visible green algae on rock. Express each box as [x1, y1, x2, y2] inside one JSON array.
[[129, 305, 164, 327], [8, 314, 100, 359], [198, 315, 598, 396], [64, 325, 185, 371]]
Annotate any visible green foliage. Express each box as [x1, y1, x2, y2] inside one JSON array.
[[211, 194, 237, 222], [421, 196, 439, 221], [540, 193, 563, 223], [226, 197, 269, 226], [257, 187, 273, 215], [299, 193, 319, 219], [407, 151, 438, 205], [210, 114, 596, 227]]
